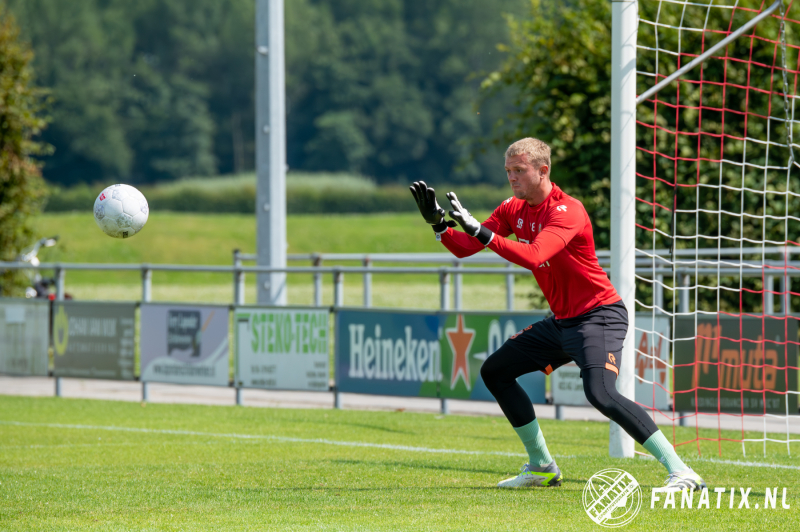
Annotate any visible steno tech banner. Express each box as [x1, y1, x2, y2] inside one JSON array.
[[140, 304, 230, 386], [235, 307, 329, 391], [335, 309, 548, 403], [52, 301, 136, 380]]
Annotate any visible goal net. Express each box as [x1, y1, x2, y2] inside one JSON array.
[[635, 0, 800, 457]]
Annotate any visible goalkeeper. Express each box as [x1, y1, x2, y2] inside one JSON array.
[[410, 137, 705, 491]]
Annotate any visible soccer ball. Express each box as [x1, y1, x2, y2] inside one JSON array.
[[93, 184, 149, 238]]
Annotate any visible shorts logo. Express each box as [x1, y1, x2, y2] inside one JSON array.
[[510, 323, 534, 340], [606, 353, 619, 376]]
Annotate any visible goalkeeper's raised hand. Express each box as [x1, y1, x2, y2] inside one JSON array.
[[446, 191, 494, 246], [410, 181, 456, 233]]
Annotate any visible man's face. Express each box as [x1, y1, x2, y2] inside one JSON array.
[[505, 153, 548, 200]]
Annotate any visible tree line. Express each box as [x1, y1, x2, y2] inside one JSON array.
[[7, 0, 526, 186]]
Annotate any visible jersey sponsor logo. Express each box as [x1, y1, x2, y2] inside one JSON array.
[[517, 218, 523, 228], [556, 205, 567, 212], [531, 222, 536, 232]]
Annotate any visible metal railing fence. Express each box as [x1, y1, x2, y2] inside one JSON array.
[[0, 246, 798, 312]]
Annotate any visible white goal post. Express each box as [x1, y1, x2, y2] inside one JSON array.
[[611, 0, 799, 458]]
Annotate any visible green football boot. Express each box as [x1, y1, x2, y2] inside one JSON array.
[[662, 468, 707, 492], [496, 461, 563, 488]]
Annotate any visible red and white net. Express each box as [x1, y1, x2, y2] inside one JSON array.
[[635, 0, 800, 457]]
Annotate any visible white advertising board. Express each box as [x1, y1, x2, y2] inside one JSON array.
[[0, 299, 49, 376], [140, 304, 230, 386], [235, 307, 329, 391]]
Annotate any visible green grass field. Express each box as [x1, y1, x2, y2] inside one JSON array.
[[27, 212, 545, 309], [1, 396, 798, 531]]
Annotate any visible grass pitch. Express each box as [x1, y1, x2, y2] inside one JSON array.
[[1, 396, 798, 531]]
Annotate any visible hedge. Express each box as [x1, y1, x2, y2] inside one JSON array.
[[44, 184, 513, 214]]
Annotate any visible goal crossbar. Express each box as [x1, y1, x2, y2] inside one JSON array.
[[635, 0, 782, 105]]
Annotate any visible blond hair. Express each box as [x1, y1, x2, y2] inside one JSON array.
[[505, 138, 551, 173]]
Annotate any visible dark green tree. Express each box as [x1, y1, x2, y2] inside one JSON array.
[[0, 7, 49, 295]]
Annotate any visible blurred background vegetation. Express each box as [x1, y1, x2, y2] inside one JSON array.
[[6, 0, 528, 187]]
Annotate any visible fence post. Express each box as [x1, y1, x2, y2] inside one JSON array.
[[781, 249, 791, 315], [679, 274, 690, 314], [363, 256, 372, 308], [313, 254, 323, 307], [142, 381, 149, 402], [505, 263, 514, 311], [141, 267, 152, 303], [453, 261, 462, 310], [765, 274, 775, 315], [55, 377, 62, 397], [654, 273, 664, 313], [236, 387, 243, 406], [334, 387, 342, 409], [555, 404, 564, 421], [334, 269, 344, 308], [55, 266, 65, 301], [233, 249, 245, 306], [440, 267, 450, 414], [439, 269, 450, 311]]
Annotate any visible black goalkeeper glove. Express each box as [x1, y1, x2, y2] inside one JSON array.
[[446, 191, 494, 246], [410, 181, 457, 234]]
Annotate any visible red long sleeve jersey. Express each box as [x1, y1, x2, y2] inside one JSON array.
[[440, 184, 620, 319]]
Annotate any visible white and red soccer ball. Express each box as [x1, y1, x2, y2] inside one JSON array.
[[93, 184, 149, 238]]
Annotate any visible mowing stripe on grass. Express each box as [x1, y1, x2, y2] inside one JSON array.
[[2, 420, 798, 470], [0, 420, 527, 459]]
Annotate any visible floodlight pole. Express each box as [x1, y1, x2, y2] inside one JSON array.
[[610, 0, 637, 459], [255, 0, 288, 306]]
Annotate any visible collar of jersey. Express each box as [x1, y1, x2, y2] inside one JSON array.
[[526, 183, 561, 212]]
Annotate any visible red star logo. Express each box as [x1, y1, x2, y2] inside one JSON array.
[[446, 314, 475, 390]]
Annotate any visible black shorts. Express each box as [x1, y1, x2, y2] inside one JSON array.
[[505, 301, 628, 376]]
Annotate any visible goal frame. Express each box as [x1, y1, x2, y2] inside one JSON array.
[[610, 0, 787, 458]]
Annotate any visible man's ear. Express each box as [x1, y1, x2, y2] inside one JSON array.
[[539, 164, 549, 178]]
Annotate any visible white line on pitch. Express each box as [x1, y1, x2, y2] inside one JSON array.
[[693, 457, 800, 471], [2, 420, 797, 470], [0, 420, 528, 458]]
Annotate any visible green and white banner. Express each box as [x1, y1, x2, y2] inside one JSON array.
[[52, 301, 136, 380], [0, 299, 50, 376], [140, 304, 230, 386], [335, 309, 548, 403], [235, 307, 329, 391]]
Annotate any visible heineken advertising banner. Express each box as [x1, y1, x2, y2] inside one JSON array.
[[235, 307, 329, 391], [335, 309, 548, 403], [52, 302, 136, 380], [674, 316, 798, 414], [551, 314, 671, 410], [0, 299, 50, 376], [336, 310, 441, 397], [140, 304, 230, 386]]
